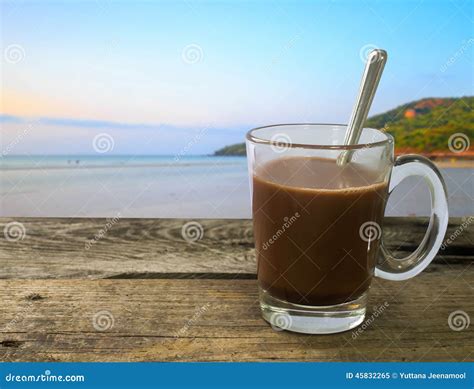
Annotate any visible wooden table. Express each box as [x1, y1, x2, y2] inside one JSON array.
[[0, 217, 472, 362]]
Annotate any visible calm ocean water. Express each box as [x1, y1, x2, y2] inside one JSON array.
[[0, 155, 472, 218]]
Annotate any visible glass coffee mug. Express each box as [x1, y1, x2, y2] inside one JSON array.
[[246, 124, 448, 334]]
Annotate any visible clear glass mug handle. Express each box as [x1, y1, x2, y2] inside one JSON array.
[[376, 155, 449, 281]]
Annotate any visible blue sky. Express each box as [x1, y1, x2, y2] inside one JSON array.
[[1, 0, 472, 155]]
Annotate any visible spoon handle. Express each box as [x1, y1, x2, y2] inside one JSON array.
[[338, 49, 387, 165]]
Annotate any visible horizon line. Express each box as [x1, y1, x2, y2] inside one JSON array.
[[0, 113, 250, 133]]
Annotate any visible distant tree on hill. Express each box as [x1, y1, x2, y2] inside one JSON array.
[[214, 96, 474, 156]]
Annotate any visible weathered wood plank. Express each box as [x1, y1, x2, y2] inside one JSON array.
[[0, 265, 472, 362], [0, 217, 472, 279], [0, 218, 255, 279]]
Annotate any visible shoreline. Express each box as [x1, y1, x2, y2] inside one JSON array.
[[0, 161, 245, 172], [1, 156, 472, 170], [426, 159, 474, 168]]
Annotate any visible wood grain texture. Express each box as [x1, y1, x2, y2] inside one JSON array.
[[0, 217, 472, 362], [0, 268, 472, 362], [0, 217, 472, 279]]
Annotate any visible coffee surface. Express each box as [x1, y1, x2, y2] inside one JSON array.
[[253, 157, 388, 306]]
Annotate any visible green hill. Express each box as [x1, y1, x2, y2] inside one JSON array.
[[214, 143, 246, 156], [214, 96, 474, 156], [366, 96, 473, 152]]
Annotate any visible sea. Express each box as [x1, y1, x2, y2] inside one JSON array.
[[0, 155, 472, 218]]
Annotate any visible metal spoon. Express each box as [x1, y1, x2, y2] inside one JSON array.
[[337, 49, 388, 166]]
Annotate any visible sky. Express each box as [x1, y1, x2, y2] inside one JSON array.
[[1, 0, 472, 155]]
